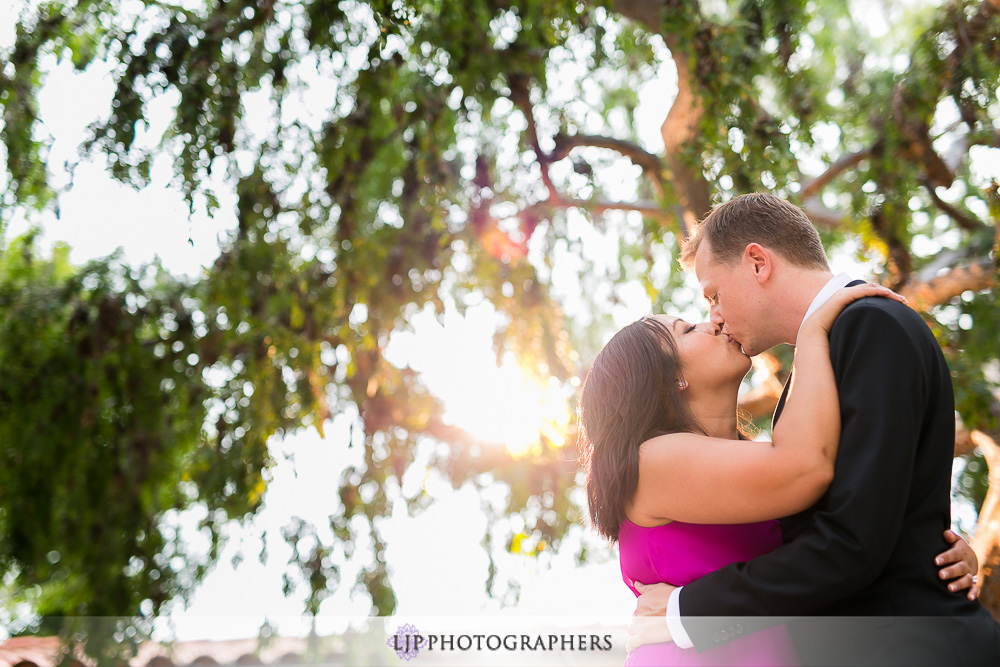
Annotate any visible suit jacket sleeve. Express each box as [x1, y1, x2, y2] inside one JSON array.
[[678, 299, 931, 650]]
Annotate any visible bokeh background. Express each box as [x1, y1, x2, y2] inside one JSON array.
[[1, 0, 999, 662]]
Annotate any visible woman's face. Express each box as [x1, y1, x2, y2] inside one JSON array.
[[652, 315, 752, 389]]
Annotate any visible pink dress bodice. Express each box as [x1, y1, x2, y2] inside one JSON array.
[[618, 518, 799, 666]]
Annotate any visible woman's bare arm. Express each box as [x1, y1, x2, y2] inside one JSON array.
[[630, 284, 904, 525]]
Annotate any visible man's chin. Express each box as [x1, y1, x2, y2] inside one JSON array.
[[729, 337, 750, 356]]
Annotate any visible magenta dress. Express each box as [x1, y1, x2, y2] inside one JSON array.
[[619, 518, 799, 666]]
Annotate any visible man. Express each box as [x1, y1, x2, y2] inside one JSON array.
[[631, 193, 1000, 665]]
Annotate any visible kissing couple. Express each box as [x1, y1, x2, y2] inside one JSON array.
[[579, 193, 1000, 665]]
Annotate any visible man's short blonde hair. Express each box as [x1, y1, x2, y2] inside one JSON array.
[[679, 193, 830, 271]]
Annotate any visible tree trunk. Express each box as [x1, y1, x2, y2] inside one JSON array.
[[970, 430, 1000, 621]]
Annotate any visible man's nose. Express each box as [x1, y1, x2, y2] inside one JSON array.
[[709, 305, 725, 328]]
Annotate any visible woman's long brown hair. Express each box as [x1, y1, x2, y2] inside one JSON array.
[[579, 318, 756, 546], [578, 316, 703, 542]]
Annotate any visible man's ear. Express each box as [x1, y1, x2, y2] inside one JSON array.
[[743, 243, 771, 284]]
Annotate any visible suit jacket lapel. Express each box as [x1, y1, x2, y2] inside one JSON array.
[[773, 370, 792, 427], [774, 370, 795, 539], [772, 279, 863, 427]]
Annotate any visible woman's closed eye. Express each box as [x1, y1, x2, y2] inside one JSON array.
[[684, 324, 697, 334]]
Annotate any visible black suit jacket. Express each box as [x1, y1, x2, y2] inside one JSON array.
[[678, 286, 1000, 665]]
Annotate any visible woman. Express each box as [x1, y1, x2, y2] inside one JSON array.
[[578, 284, 979, 666]]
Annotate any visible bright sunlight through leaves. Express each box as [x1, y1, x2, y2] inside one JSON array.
[[386, 304, 573, 457]]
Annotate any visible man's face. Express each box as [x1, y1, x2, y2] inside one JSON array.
[[693, 240, 767, 357]]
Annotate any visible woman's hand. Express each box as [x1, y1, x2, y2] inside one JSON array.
[[626, 616, 673, 653], [937, 529, 980, 601], [799, 283, 907, 342], [627, 582, 675, 653]]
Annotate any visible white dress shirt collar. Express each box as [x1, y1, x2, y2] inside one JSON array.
[[795, 272, 855, 345]]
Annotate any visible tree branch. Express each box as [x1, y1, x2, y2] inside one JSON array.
[[799, 148, 873, 200], [609, 0, 667, 32], [424, 416, 512, 454], [508, 74, 562, 204], [550, 132, 666, 199], [660, 51, 712, 236], [506, 70, 675, 224], [739, 255, 996, 420], [915, 247, 972, 283], [893, 85, 956, 189], [899, 257, 995, 311], [968, 428, 1000, 620], [887, 0, 1000, 186], [737, 352, 786, 419], [813, 0, 1000, 205], [524, 196, 675, 222], [871, 207, 914, 290], [554, 197, 675, 220], [952, 1, 1000, 74], [554, 134, 664, 195], [969, 128, 1000, 148], [801, 198, 848, 229], [551, 133, 664, 173], [610, 0, 711, 236], [922, 179, 989, 232]]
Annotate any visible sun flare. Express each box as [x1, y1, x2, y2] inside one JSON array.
[[385, 305, 576, 457], [442, 361, 573, 457]]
